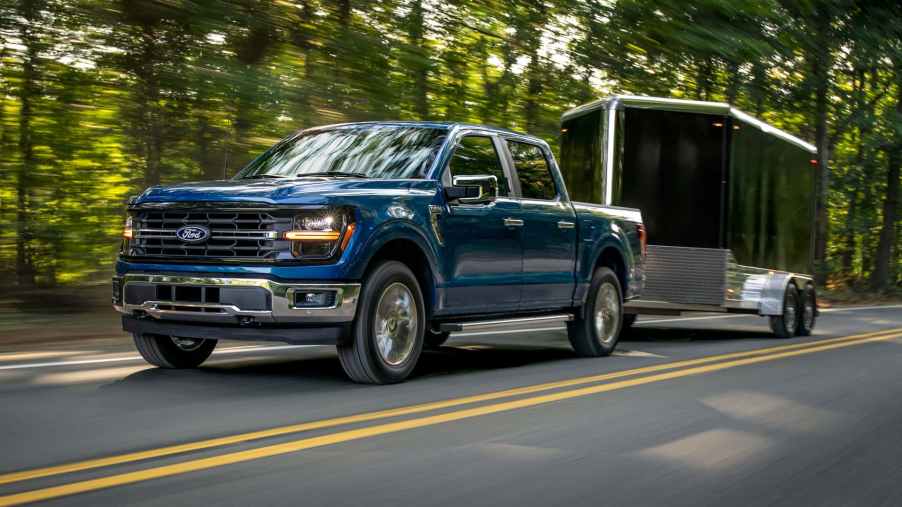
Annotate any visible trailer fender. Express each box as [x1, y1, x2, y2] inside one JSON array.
[[758, 273, 809, 316]]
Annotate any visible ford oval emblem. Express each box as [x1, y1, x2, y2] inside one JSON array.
[[175, 225, 210, 243]]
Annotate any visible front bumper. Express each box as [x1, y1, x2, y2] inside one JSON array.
[[113, 274, 360, 325]]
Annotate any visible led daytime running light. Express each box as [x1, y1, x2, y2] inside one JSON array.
[[284, 230, 341, 241]]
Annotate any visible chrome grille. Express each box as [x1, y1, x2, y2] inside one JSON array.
[[129, 208, 294, 260]]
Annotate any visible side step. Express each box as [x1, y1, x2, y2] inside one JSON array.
[[438, 314, 574, 333]]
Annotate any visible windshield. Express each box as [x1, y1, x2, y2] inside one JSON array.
[[236, 125, 447, 180]]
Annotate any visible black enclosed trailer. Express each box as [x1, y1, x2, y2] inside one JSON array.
[[560, 96, 818, 337]]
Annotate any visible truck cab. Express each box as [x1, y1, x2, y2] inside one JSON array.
[[114, 122, 645, 383]]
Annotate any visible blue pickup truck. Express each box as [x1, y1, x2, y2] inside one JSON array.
[[113, 122, 645, 383]]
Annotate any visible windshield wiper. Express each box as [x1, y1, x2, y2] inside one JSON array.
[[244, 174, 288, 179], [298, 171, 367, 178]]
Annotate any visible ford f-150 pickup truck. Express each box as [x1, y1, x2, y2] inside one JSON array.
[[114, 122, 645, 383]]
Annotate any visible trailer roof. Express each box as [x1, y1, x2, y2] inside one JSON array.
[[561, 95, 817, 153]]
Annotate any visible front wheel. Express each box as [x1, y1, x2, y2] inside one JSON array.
[[769, 282, 800, 338], [337, 261, 425, 384], [567, 267, 623, 357], [132, 333, 217, 368]]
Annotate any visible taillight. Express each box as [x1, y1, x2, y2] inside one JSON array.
[[637, 223, 647, 256]]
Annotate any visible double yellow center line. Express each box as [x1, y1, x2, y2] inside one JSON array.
[[1, 327, 899, 506]]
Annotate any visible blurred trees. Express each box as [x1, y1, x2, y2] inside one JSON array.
[[0, 0, 899, 291]]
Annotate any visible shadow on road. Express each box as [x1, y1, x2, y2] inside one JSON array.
[[623, 326, 771, 343], [101, 325, 774, 390]]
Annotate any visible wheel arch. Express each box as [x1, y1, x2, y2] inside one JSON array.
[[354, 223, 441, 319]]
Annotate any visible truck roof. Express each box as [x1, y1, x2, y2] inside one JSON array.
[[562, 95, 816, 153], [303, 121, 529, 138]]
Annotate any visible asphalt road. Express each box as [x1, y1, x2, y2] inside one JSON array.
[[0, 305, 900, 506]]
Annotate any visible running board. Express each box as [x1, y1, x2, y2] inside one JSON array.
[[438, 314, 574, 333]]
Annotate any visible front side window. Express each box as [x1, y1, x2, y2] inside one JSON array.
[[236, 125, 446, 180], [448, 135, 512, 196], [509, 141, 557, 200]]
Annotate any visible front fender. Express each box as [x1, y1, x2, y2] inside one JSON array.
[[346, 218, 443, 284]]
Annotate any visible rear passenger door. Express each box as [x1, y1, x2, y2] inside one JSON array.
[[505, 139, 577, 310]]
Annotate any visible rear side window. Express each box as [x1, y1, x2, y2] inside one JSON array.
[[448, 135, 512, 196], [509, 141, 557, 200]]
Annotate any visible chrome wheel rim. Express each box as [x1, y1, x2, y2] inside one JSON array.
[[593, 282, 620, 345], [170, 336, 204, 351], [784, 289, 798, 332], [374, 282, 418, 366]]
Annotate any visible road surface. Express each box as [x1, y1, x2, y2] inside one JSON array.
[[0, 305, 900, 506]]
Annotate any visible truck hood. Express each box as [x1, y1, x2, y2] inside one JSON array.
[[136, 178, 438, 205]]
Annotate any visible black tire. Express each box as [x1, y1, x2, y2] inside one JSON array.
[[424, 329, 451, 349], [769, 282, 800, 338], [797, 282, 817, 336], [337, 260, 425, 384], [567, 267, 623, 357], [132, 333, 216, 368]]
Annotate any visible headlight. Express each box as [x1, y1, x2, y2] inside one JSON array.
[[122, 216, 134, 240], [284, 209, 355, 259]]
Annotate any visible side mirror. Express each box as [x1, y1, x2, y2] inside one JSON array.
[[446, 175, 498, 205]]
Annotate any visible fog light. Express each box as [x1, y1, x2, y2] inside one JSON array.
[[293, 290, 336, 308]]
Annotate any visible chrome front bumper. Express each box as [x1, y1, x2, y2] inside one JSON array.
[[113, 274, 360, 324]]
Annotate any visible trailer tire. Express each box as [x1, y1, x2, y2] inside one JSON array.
[[132, 333, 216, 368], [568, 267, 623, 357], [797, 282, 817, 336], [769, 282, 800, 338], [337, 261, 425, 384]]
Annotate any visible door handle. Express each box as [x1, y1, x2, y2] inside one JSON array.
[[503, 218, 524, 227], [557, 221, 575, 229]]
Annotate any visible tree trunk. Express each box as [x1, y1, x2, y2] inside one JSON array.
[[407, 0, 429, 119], [750, 60, 767, 116], [811, 28, 832, 286], [137, 24, 162, 188], [871, 72, 901, 291], [724, 60, 740, 105], [524, 49, 543, 132], [15, 0, 39, 288]]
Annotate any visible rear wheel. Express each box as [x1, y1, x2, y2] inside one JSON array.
[[132, 333, 217, 368], [769, 282, 800, 338], [337, 261, 425, 384], [797, 282, 817, 336], [567, 267, 623, 357]]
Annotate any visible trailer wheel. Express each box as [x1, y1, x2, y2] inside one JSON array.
[[567, 267, 623, 357], [337, 260, 425, 384], [797, 283, 817, 336], [769, 282, 800, 338], [132, 333, 217, 368]]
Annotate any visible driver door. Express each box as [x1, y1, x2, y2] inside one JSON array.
[[439, 133, 523, 315]]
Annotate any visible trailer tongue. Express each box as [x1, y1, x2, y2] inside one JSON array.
[[560, 95, 818, 338]]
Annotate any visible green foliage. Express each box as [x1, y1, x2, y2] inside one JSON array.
[[0, 0, 899, 289]]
